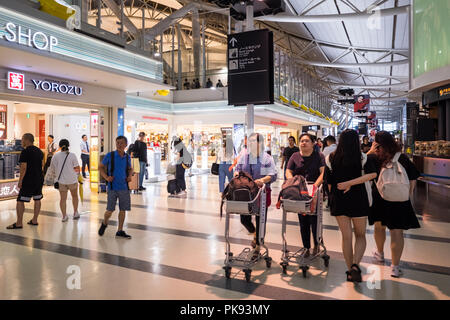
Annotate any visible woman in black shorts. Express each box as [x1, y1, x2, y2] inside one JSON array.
[[367, 131, 420, 278], [325, 129, 377, 282]]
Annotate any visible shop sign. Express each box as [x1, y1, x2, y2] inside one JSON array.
[[7, 72, 25, 91], [228, 29, 274, 106], [0, 181, 20, 199], [0, 22, 58, 52], [142, 116, 168, 121], [439, 87, 450, 97], [270, 120, 288, 127], [31, 79, 82, 96]]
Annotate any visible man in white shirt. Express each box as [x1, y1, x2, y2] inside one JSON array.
[[322, 136, 337, 158], [80, 135, 90, 178]]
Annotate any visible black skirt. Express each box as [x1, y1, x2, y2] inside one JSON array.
[[329, 183, 370, 218], [369, 188, 420, 230]]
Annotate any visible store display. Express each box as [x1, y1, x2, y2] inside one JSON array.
[[414, 140, 450, 157]]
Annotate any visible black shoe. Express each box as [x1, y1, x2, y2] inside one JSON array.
[[116, 230, 132, 239], [139, 186, 146, 191], [350, 264, 362, 282], [98, 223, 107, 236]]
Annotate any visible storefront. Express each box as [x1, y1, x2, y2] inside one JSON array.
[[0, 68, 126, 198], [0, 5, 165, 194], [412, 83, 450, 192]]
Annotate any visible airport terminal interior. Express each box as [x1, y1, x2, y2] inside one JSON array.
[[0, 0, 449, 301]]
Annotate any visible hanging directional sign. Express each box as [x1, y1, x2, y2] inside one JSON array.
[[227, 29, 274, 106]]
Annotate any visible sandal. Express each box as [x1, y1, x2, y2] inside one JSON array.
[[346, 271, 352, 282], [350, 264, 362, 282], [6, 223, 23, 229], [27, 220, 38, 226]]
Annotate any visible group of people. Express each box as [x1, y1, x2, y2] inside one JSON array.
[[6, 133, 136, 240], [6, 128, 421, 282], [219, 130, 420, 282], [182, 78, 224, 90]]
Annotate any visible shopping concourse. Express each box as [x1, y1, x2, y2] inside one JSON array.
[[0, 0, 449, 304]]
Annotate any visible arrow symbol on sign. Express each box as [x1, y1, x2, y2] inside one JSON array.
[[229, 37, 237, 47]]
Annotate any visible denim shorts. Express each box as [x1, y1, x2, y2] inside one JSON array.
[[106, 190, 131, 212]]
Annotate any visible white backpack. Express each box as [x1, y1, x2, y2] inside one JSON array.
[[376, 152, 410, 202], [325, 153, 373, 207]]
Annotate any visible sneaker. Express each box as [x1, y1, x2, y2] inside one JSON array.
[[139, 186, 146, 191], [73, 212, 80, 220], [116, 230, 132, 239], [391, 265, 403, 278], [98, 223, 107, 236], [62, 216, 68, 222], [373, 251, 385, 263], [178, 190, 187, 196]]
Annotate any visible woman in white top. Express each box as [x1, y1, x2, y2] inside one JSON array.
[[216, 140, 234, 193], [49, 139, 81, 221]]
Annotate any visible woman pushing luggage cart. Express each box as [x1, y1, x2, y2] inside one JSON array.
[[220, 133, 277, 282], [279, 183, 329, 277]]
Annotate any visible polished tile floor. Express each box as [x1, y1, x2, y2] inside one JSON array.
[[0, 175, 449, 300]]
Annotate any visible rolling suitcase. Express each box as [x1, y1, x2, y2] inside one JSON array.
[[167, 174, 177, 195]]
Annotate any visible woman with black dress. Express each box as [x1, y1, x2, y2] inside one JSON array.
[[286, 133, 325, 258], [367, 131, 420, 278], [324, 129, 377, 282]]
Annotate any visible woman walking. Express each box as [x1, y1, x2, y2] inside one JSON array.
[[286, 133, 325, 258], [49, 139, 81, 221], [235, 132, 277, 258], [325, 129, 377, 282], [367, 131, 421, 278]]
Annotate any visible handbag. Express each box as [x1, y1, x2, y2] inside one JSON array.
[[54, 153, 70, 189], [211, 161, 219, 175]]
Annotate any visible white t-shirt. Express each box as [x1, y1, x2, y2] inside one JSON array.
[[50, 151, 80, 185]]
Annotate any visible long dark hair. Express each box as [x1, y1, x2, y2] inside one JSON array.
[[330, 129, 362, 170], [375, 131, 401, 167]]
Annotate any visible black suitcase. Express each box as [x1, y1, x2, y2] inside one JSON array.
[[167, 179, 178, 195]]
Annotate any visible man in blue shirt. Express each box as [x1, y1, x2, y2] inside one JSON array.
[[98, 136, 133, 239]]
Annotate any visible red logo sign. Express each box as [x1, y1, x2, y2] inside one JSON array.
[[142, 116, 168, 122], [270, 120, 288, 127], [8, 72, 25, 91]]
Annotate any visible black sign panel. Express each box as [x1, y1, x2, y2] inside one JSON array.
[[302, 125, 320, 132], [227, 29, 274, 106]]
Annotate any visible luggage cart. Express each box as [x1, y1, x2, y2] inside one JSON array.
[[280, 185, 330, 278], [223, 185, 272, 282]]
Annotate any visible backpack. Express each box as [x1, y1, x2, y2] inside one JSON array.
[[220, 171, 259, 218], [376, 152, 410, 202], [276, 175, 311, 204], [325, 153, 373, 207]]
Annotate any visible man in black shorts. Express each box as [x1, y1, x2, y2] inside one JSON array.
[[7, 133, 44, 229]]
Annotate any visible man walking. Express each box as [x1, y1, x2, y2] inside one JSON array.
[[98, 136, 133, 239], [280, 136, 299, 180], [132, 132, 148, 191], [7, 133, 44, 229], [80, 134, 90, 178]]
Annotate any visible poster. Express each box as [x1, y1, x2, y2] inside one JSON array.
[[0, 105, 6, 140], [354, 94, 370, 113]]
